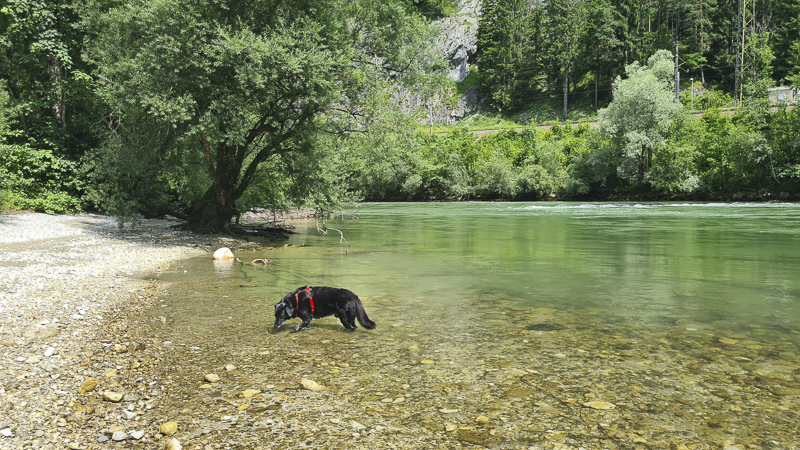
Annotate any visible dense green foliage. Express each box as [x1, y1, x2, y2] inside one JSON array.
[[340, 107, 800, 201], [1, 0, 799, 224], [0, 0, 95, 213]]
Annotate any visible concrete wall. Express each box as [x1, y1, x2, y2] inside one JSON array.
[[769, 87, 799, 106]]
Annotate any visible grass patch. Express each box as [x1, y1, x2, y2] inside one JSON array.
[[455, 66, 480, 97]]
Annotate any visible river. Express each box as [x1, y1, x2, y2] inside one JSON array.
[[135, 202, 800, 448]]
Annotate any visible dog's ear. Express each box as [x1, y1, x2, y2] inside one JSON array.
[[275, 301, 294, 317]]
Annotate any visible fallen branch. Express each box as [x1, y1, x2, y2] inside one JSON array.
[[316, 223, 350, 247]]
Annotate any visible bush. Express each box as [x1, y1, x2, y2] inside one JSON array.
[[0, 145, 85, 213]]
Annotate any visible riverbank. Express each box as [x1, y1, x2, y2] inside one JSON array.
[[4, 207, 800, 449], [0, 212, 265, 449]]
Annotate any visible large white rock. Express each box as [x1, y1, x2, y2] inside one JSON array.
[[212, 247, 234, 260]]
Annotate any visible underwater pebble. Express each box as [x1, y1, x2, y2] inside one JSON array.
[[300, 379, 325, 392], [239, 388, 261, 398], [130, 430, 145, 440], [582, 401, 616, 410]]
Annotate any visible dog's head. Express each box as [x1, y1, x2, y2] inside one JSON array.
[[273, 294, 295, 329]]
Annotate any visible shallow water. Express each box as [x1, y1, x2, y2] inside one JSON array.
[[140, 202, 800, 448]]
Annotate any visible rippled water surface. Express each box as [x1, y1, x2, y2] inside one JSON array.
[[141, 202, 800, 448]]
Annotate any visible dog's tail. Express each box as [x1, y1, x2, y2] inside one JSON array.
[[356, 300, 376, 330]]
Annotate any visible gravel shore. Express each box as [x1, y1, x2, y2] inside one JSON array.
[[0, 212, 254, 449]]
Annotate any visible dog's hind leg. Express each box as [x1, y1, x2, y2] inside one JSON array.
[[335, 306, 356, 330], [345, 313, 357, 330]]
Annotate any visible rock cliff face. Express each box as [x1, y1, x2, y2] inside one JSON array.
[[393, 0, 484, 126], [437, 0, 481, 83]]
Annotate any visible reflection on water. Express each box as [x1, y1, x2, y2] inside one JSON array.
[[139, 202, 800, 448]]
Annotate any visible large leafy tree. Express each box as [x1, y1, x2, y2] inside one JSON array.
[[598, 49, 683, 184], [85, 0, 441, 231]]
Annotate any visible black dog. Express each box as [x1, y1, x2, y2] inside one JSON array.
[[273, 286, 376, 332]]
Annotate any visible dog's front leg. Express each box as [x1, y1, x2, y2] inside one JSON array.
[[295, 315, 313, 331]]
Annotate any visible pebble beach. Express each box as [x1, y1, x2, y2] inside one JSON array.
[[0, 212, 249, 449]]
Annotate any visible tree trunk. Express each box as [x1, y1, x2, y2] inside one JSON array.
[[187, 185, 239, 233], [187, 137, 243, 233], [563, 61, 569, 122]]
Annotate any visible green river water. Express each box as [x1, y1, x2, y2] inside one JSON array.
[[134, 202, 800, 449]]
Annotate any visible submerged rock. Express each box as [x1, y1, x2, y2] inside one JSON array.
[[582, 401, 616, 410], [102, 391, 123, 402], [239, 388, 261, 398], [111, 430, 127, 441], [130, 430, 145, 440], [300, 379, 325, 392], [457, 429, 501, 447], [204, 373, 220, 383]]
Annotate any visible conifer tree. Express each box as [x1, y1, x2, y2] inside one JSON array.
[[545, 0, 588, 121], [477, 0, 543, 110]]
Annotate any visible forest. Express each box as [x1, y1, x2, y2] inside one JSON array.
[[1, 0, 799, 230], [476, 0, 799, 113]]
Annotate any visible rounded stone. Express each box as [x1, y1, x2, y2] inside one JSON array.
[[212, 247, 234, 260], [160, 421, 178, 436], [163, 438, 182, 450]]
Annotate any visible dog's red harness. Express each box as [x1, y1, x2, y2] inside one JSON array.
[[295, 286, 314, 314]]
